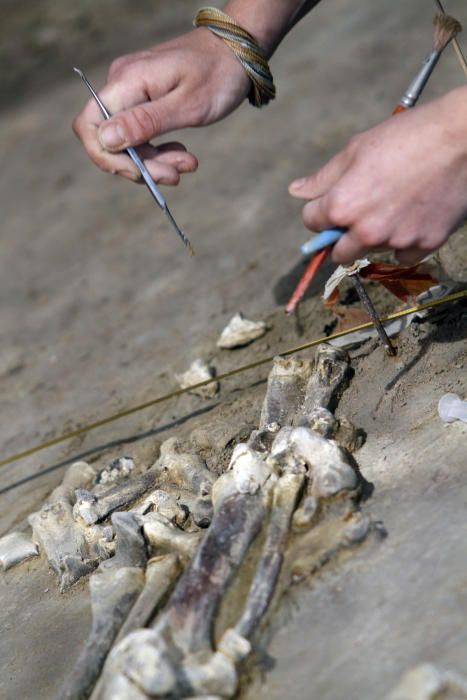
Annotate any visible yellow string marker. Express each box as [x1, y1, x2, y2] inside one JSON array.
[[0, 289, 465, 470]]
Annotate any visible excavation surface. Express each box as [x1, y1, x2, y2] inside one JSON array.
[[1, 1, 466, 699]]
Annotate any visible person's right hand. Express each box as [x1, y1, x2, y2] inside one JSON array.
[[73, 28, 251, 185]]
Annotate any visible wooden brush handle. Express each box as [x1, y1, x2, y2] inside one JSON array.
[[285, 246, 332, 314]]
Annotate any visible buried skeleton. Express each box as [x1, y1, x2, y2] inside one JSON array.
[[1, 341, 465, 700]]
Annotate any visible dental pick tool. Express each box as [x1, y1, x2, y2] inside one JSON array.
[[74, 67, 194, 255]]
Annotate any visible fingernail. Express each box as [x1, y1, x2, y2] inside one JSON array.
[[289, 177, 306, 191], [99, 122, 126, 149]]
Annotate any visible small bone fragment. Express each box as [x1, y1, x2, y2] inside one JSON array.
[[236, 470, 305, 639], [217, 628, 252, 663], [292, 495, 319, 532], [29, 498, 97, 590], [100, 630, 177, 699], [0, 531, 38, 571], [178, 490, 214, 528], [383, 663, 467, 699], [299, 344, 350, 419], [154, 438, 216, 496], [50, 461, 97, 504], [336, 415, 365, 452], [116, 554, 182, 642], [190, 419, 253, 453], [211, 445, 274, 510], [305, 406, 338, 439], [247, 423, 281, 454], [93, 672, 149, 700], [259, 356, 312, 429], [73, 489, 99, 526], [179, 651, 238, 697], [142, 512, 203, 562], [343, 512, 371, 544], [154, 491, 266, 655], [229, 443, 272, 495], [58, 513, 146, 700], [176, 358, 219, 399], [216, 312, 267, 349], [94, 457, 135, 488], [271, 426, 357, 499], [78, 469, 160, 525], [131, 488, 188, 527]]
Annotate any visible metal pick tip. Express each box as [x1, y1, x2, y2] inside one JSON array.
[[164, 205, 195, 255], [73, 66, 84, 78]]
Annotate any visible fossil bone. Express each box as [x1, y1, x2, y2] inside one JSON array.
[[153, 438, 215, 496], [74, 469, 160, 526], [176, 358, 219, 399], [216, 312, 267, 349], [154, 490, 267, 657], [29, 496, 114, 589], [56, 334, 372, 700], [259, 356, 312, 429], [236, 468, 305, 639], [270, 426, 358, 499], [0, 531, 38, 571], [131, 488, 189, 527], [94, 457, 135, 489], [142, 512, 203, 562], [115, 554, 182, 642], [299, 344, 350, 419], [28, 461, 111, 590], [58, 512, 147, 700], [383, 663, 467, 700]]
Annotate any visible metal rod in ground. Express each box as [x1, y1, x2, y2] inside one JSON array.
[[349, 273, 397, 356]]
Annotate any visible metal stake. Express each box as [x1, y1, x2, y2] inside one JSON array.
[[349, 273, 397, 356]]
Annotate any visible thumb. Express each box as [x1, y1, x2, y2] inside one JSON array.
[[289, 148, 353, 200], [98, 94, 181, 151]]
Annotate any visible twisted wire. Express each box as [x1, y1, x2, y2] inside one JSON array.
[[194, 6, 276, 107]]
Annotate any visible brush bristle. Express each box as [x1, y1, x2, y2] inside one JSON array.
[[433, 13, 462, 51]]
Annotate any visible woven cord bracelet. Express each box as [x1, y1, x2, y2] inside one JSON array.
[[194, 6, 276, 107]]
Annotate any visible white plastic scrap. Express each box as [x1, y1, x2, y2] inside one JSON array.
[[323, 259, 370, 300]]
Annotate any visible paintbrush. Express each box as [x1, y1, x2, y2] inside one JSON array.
[[287, 13, 462, 316], [434, 0, 467, 78], [393, 13, 462, 114]]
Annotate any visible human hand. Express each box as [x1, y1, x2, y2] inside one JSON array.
[[73, 28, 250, 184], [289, 88, 467, 265]]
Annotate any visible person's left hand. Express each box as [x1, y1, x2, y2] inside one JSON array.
[[288, 87, 467, 265]]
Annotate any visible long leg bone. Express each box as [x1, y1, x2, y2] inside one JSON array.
[[96, 466, 270, 698], [156, 488, 267, 656], [57, 512, 147, 700], [115, 554, 182, 642], [299, 344, 351, 420], [259, 356, 312, 429], [235, 468, 305, 639]]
